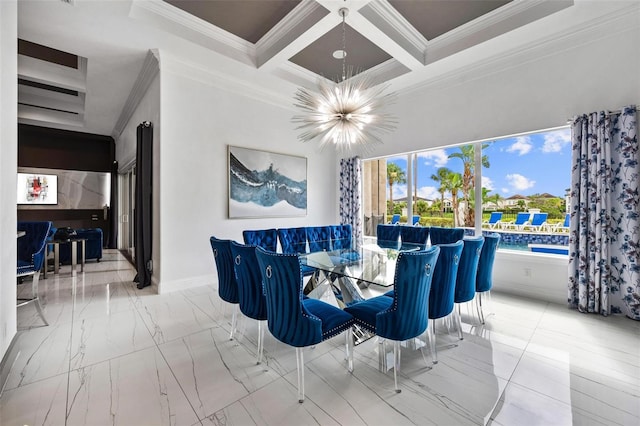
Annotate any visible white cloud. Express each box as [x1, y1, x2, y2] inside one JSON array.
[[506, 173, 536, 191], [506, 136, 533, 156], [391, 184, 407, 200], [501, 187, 510, 194], [482, 176, 495, 191], [417, 186, 440, 200], [417, 149, 449, 168], [542, 128, 571, 153]]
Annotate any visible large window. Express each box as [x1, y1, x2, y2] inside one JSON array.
[[362, 127, 571, 250]]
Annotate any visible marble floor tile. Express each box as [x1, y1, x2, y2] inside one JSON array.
[[136, 291, 219, 345], [0, 373, 68, 426], [69, 308, 155, 370], [233, 376, 341, 425], [510, 351, 640, 425], [158, 326, 281, 420], [66, 346, 200, 426], [491, 381, 613, 426], [4, 322, 72, 390]]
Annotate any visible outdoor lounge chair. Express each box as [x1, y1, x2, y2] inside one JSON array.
[[481, 212, 503, 229], [548, 213, 570, 233], [523, 213, 548, 232], [388, 214, 400, 224], [501, 212, 531, 230]]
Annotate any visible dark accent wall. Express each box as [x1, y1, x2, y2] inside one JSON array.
[[18, 124, 115, 245], [18, 124, 114, 172]]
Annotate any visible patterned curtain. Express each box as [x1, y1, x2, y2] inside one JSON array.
[[569, 106, 639, 320], [339, 157, 362, 249]]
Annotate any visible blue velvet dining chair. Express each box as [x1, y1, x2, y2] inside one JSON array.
[[277, 227, 315, 279], [209, 236, 240, 340], [242, 229, 278, 252], [345, 247, 440, 393], [400, 225, 430, 249], [306, 226, 332, 252], [428, 226, 464, 245], [230, 241, 269, 364], [331, 224, 360, 261], [377, 224, 401, 249], [17, 221, 53, 326], [330, 224, 352, 250], [255, 247, 354, 403], [475, 233, 500, 324], [427, 240, 463, 364], [453, 236, 484, 339]]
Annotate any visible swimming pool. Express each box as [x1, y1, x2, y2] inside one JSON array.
[[463, 228, 570, 255]]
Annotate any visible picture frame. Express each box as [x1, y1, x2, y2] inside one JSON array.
[[228, 145, 307, 218], [17, 172, 58, 205]]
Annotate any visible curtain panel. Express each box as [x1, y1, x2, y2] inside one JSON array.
[[569, 106, 639, 320], [134, 122, 153, 289], [339, 157, 362, 249]]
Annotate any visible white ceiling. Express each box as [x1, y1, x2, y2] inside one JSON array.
[[16, 0, 637, 138]]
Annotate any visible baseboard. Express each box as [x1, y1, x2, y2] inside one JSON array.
[[157, 273, 216, 294], [0, 333, 20, 398]]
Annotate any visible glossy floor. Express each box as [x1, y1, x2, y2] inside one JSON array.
[[1, 250, 639, 425]]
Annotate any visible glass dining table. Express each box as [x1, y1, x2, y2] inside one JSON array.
[[300, 238, 423, 305], [300, 237, 425, 348]]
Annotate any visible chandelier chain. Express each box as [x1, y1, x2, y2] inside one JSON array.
[[341, 9, 346, 81]]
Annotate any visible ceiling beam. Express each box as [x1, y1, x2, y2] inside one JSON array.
[[257, 8, 337, 72]]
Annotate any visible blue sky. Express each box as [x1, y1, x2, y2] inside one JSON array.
[[387, 127, 571, 200]]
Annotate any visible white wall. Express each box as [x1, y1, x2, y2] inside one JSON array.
[[493, 251, 568, 303], [117, 54, 338, 293], [0, 0, 17, 361]]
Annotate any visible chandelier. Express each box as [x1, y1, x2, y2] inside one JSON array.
[[292, 7, 397, 152]]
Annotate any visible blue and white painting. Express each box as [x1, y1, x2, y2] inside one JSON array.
[[228, 146, 307, 218]]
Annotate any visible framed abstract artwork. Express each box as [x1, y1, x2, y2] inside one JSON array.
[[228, 145, 307, 218]]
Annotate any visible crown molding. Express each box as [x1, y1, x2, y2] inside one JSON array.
[[256, 1, 328, 67], [129, 0, 256, 66], [425, 0, 573, 65], [111, 49, 160, 139], [361, 0, 428, 61], [161, 52, 296, 112], [396, 2, 639, 98], [358, 58, 409, 88]]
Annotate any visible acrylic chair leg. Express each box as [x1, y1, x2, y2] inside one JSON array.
[[477, 293, 485, 324], [428, 320, 437, 364], [296, 347, 305, 403], [393, 341, 401, 393], [455, 304, 463, 340], [229, 304, 238, 340], [378, 338, 387, 372], [257, 320, 265, 365], [345, 330, 354, 372], [31, 271, 48, 326]]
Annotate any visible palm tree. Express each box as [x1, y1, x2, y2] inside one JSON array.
[[445, 172, 462, 227], [387, 163, 406, 215], [448, 144, 490, 226], [430, 167, 453, 217], [442, 170, 463, 227], [489, 192, 502, 210]]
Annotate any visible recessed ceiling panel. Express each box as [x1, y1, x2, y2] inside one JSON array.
[[290, 24, 392, 81], [164, 0, 301, 43], [389, 0, 512, 40]]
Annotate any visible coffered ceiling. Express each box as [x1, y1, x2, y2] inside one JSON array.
[[16, 0, 636, 138]]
